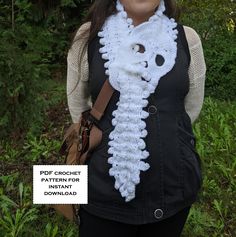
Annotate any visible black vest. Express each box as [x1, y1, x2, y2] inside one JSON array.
[[79, 23, 203, 224]]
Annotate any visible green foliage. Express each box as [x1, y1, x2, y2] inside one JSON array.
[[0, 0, 89, 140], [0, 1, 49, 139], [23, 133, 61, 162], [0, 179, 78, 236], [1, 96, 235, 236], [0, 183, 39, 237], [181, 96, 236, 237], [179, 0, 236, 100], [204, 34, 236, 100], [45, 223, 59, 237], [0, 27, 49, 139]]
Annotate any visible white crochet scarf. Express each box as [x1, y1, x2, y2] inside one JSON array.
[[98, 0, 178, 202]]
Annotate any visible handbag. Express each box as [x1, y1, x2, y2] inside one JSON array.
[[50, 79, 114, 225]]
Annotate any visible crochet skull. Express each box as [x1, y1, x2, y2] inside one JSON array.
[[109, 21, 178, 92]]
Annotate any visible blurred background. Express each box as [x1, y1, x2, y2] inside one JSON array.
[[0, 0, 235, 236]]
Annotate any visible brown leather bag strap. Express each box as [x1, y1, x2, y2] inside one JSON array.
[[59, 80, 114, 156], [89, 79, 115, 121]]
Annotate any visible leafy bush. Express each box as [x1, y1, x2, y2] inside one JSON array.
[[0, 28, 49, 139], [179, 0, 236, 100], [0, 0, 89, 140]]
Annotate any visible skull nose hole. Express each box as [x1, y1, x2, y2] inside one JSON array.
[[155, 54, 165, 66]]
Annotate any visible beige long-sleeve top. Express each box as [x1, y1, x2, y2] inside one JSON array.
[[67, 22, 207, 124]]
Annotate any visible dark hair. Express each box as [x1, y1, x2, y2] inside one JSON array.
[[68, 0, 180, 95]]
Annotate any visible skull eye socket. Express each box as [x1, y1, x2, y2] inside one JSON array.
[[137, 44, 145, 53], [155, 54, 165, 66], [132, 44, 145, 53]]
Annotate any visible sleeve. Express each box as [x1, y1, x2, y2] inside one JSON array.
[[183, 26, 207, 124], [66, 22, 92, 123]]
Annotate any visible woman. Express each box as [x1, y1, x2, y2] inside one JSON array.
[[66, 0, 206, 236]]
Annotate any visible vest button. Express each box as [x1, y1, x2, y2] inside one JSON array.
[[190, 139, 195, 146], [148, 105, 157, 114], [154, 208, 163, 219]]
